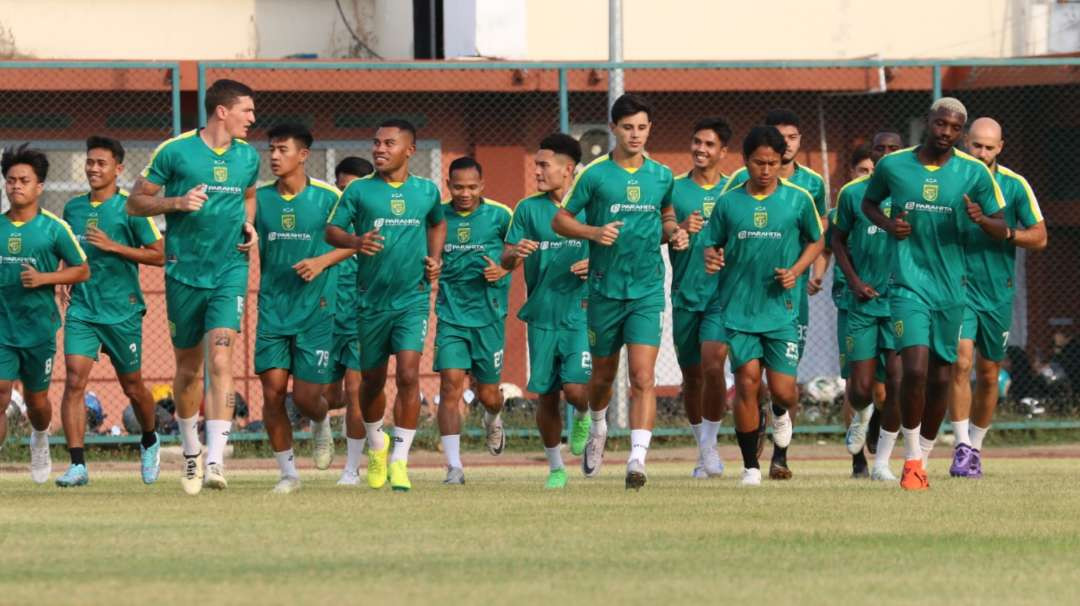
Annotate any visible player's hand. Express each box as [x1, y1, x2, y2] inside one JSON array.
[[669, 227, 690, 251], [482, 256, 508, 283], [964, 194, 984, 225], [237, 221, 258, 253], [681, 210, 704, 234], [511, 238, 539, 259], [84, 226, 117, 253], [424, 256, 442, 282], [704, 247, 725, 274], [849, 279, 879, 302], [774, 267, 796, 290], [889, 211, 911, 240], [807, 274, 824, 295], [175, 184, 208, 212], [356, 227, 385, 256], [570, 258, 589, 280], [292, 258, 325, 282], [592, 221, 623, 246], [58, 284, 72, 306], [20, 263, 47, 288]]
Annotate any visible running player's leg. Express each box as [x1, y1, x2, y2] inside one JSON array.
[[674, 308, 706, 472], [58, 354, 94, 485], [898, 346, 931, 488], [259, 368, 297, 484], [556, 326, 592, 456], [471, 322, 507, 457], [536, 391, 567, 488], [968, 353, 999, 471], [388, 349, 423, 491], [949, 337, 976, 475], [116, 369, 160, 483], [583, 353, 617, 477], [360, 363, 390, 487], [871, 350, 902, 480], [732, 357, 764, 486], [437, 368, 467, 481], [919, 354, 953, 470], [476, 381, 505, 455], [760, 330, 800, 479], [203, 327, 239, 488], [0, 380, 9, 448], [23, 387, 54, 483], [336, 369, 367, 484], [626, 344, 659, 484], [172, 342, 205, 492], [765, 367, 799, 477], [700, 340, 729, 478]]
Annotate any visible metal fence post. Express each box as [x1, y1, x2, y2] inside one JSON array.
[[171, 65, 182, 136], [932, 63, 943, 101], [558, 67, 570, 135], [197, 63, 207, 127]]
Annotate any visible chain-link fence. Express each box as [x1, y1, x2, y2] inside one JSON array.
[[2, 59, 1078, 442]]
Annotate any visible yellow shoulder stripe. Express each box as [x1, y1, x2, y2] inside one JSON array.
[[781, 179, 823, 226], [145, 217, 163, 240], [140, 130, 198, 178], [310, 178, 343, 198], [998, 165, 1043, 223], [719, 167, 747, 195], [560, 155, 608, 208], [41, 209, 87, 262], [835, 175, 870, 201]]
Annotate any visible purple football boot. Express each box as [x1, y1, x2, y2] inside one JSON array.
[[949, 443, 977, 478], [967, 448, 983, 479]]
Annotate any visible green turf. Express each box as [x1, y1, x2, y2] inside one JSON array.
[[2, 459, 1078, 605]]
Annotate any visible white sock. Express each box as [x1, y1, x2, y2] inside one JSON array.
[[874, 429, 898, 469], [441, 434, 462, 469], [901, 425, 922, 461], [689, 422, 704, 447], [344, 437, 366, 473], [364, 421, 385, 451], [970, 424, 989, 451], [628, 429, 651, 465], [856, 404, 874, 424], [274, 448, 298, 479], [590, 407, 608, 434], [952, 418, 971, 446], [919, 434, 936, 470], [483, 410, 500, 425], [312, 415, 330, 434], [178, 414, 201, 457], [30, 429, 49, 449], [701, 419, 721, 450], [204, 419, 232, 466], [390, 427, 416, 463], [544, 446, 564, 471]]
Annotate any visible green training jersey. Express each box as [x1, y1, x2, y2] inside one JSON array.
[[0, 210, 87, 347], [723, 163, 827, 216], [824, 207, 848, 311], [703, 180, 822, 333], [436, 198, 513, 328], [832, 176, 894, 317], [141, 129, 259, 289], [562, 154, 673, 300], [670, 172, 726, 312], [331, 243, 359, 336], [865, 146, 1004, 310], [255, 178, 342, 335], [962, 165, 1043, 310], [63, 190, 161, 325], [506, 193, 589, 330], [328, 173, 444, 312]]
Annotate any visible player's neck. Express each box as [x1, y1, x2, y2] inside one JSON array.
[[200, 121, 233, 151], [6, 202, 39, 222], [746, 179, 778, 198], [546, 186, 567, 205], [452, 198, 481, 214], [779, 161, 796, 179], [611, 147, 644, 170], [690, 165, 723, 187], [276, 170, 308, 197], [89, 183, 118, 203], [917, 144, 953, 167], [378, 166, 409, 184]]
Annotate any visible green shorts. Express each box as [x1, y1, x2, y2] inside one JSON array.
[[673, 307, 705, 368], [358, 304, 429, 371], [587, 290, 664, 357], [434, 319, 505, 385], [836, 309, 849, 379], [725, 323, 801, 377], [960, 301, 1012, 362], [700, 301, 728, 344], [0, 340, 56, 393], [890, 294, 963, 363], [526, 324, 592, 395], [254, 320, 334, 385], [165, 267, 248, 350], [330, 330, 362, 383], [64, 314, 143, 375]]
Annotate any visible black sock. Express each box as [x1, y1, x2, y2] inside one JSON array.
[[867, 408, 881, 453], [771, 403, 787, 417], [772, 445, 788, 465], [852, 450, 868, 471], [736, 431, 759, 469], [141, 431, 158, 449], [69, 447, 85, 466]]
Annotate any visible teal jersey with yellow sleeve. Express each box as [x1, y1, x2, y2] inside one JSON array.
[[0, 210, 87, 347], [63, 190, 161, 325], [832, 176, 894, 316], [141, 129, 259, 289], [864, 147, 1005, 309], [562, 154, 674, 300], [328, 174, 444, 312], [824, 207, 848, 311], [722, 163, 827, 216], [670, 172, 726, 312], [437, 198, 513, 327]]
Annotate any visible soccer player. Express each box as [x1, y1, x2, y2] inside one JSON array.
[[254, 123, 356, 493], [127, 79, 260, 494], [702, 126, 824, 486], [502, 133, 592, 489], [326, 119, 446, 492], [56, 136, 165, 488], [435, 157, 513, 485], [329, 156, 374, 486], [0, 144, 89, 483], [861, 98, 1009, 490], [552, 93, 687, 490], [721, 108, 827, 479], [948, 117, 1046, 478], [831, 131, 906, 481], [670, 117, 732, 479]]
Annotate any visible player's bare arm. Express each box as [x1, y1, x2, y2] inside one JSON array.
[[84, 229, 165, 267], [125, 177, 207, 216]]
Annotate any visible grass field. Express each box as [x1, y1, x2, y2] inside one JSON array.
[[2, 454, 1079, 605]]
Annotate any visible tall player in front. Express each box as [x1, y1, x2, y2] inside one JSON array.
[[127, 79, 260, 494]]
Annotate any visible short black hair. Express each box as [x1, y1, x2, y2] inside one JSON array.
[[610, 93, 653, 124], [1, 143, 49, 182], [267, 122, 314, 149], [764, 108, 801, 130], [449, 156, 482, 178], [539, 133, 582, 165], [377, 118, 417, 141], [850, 144, 873, 169], [692, 117, 733, 145], [204, 79, 254, 118], [335, 156, 374, 180], [742, 126, 787, 158], [86, 135, 125, 164]]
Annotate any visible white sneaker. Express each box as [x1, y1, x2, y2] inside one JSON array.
[[701, 446, 725, 477], [337, 468, 360, 486], [272, 476, 301, 494], [203, 462, 228, 490], [739, 467, 762, 486], [483, 415, 506, 456], [845, 408, 872, 455], [691, 464, 708, 479], [870, 465, 897, 481], [312, 418, 334, 470], [772, 410, 793, 448], [581, 426, 607, 478], [181, 451, 204, 495], [30, 437, 51, 484]]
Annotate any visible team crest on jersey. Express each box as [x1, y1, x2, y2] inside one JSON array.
[[894, 320, 904, 338], [703, 201, 716, 217], [457, 225, 471, 243], [213, 166, 228, 183], [390, 198, 406, 216], [922, 182, 938, 202], [626, 184, 641, 203], [86, 216, 98, 230], [753, 210, 768, 228], [281, 212, 296, 231], [7, 234, 21, 254]]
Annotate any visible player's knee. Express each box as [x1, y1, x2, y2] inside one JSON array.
[[119, 379, 145, 402], [478, 384, 503, 407], [628, 367, 655, 392], [974, 362, 998, 386], [64, 369, 90, 392], [563, 384, 588, 408], [395, 366, 419, 388], [903, 364, 928, 385], [954, 352, 973, 378]]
